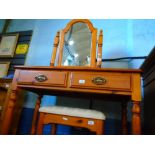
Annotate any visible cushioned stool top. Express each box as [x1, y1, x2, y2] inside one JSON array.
[[39, 106, 106, 120]]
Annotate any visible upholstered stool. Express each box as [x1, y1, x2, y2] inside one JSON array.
[[37, 106, 106, 135]]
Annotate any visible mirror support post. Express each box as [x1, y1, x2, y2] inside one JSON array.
[[50, 31, 60, 66], [97, 30, 103, 68]]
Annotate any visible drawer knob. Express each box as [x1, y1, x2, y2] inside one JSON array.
[[92, 77, 106, 85], [35, 74, 48, 82]]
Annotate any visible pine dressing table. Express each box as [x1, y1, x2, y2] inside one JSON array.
[[0, 19, 142, 135]]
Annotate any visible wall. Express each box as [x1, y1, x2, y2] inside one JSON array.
[[1, 19, 155, 134], [128, 20, 155, 68]]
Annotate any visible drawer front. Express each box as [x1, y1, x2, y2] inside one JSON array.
[[70, 72, 131, 90], [17, 70, 67, 87]]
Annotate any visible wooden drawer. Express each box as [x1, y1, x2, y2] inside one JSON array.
[[17, 70, 67, 87], [70, 72, 131, 91]]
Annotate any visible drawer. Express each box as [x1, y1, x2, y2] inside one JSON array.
[[70, 72, 131, 91], [17, 70, 67, 87]]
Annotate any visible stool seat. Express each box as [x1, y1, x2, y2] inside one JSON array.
[[39, 106, 106, 120]]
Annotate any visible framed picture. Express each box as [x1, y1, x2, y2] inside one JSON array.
[[0, 62, 10, 78], [0, 34, 19, 57], [15, 44, 29, 54]]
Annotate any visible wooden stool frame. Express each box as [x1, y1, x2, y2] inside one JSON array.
[[37, 112, 104, 135]]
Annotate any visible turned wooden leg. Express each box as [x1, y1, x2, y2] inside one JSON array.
[[11, 89, 25, 134], [31, 95, 43, 135], [132, 101, 141, 134], [121, 102, 128, 135], [96, 120, 104, 135], [51, 124, 57, 135], [1, 90, 17, 134], [37, 113, 44, 135]]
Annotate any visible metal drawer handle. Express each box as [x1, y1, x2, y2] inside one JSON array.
[[35, 74, 48, 82], [92, 77, 106, 85]]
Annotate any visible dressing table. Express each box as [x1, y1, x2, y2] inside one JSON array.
[[0, 19, 142, 135]]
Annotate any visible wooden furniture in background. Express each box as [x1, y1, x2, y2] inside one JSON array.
[[0, 30, 32, 134], [1, 19, 142, 135], [0, 78, 12, 131], [0, 81, 26, 134], [141, 47, 155, 134]]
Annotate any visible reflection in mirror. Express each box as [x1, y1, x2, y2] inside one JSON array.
[[62, 22, 92, 66]]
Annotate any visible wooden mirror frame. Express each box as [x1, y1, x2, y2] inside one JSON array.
[[50, 19, 103, 68]]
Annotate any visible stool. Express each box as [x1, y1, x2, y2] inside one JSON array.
[[37, 106, 106, 135]]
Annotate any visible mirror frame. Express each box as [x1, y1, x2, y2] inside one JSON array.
[[57, 19, 97, 67]]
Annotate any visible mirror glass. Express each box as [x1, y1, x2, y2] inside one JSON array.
[[61, 22, 92, 66]]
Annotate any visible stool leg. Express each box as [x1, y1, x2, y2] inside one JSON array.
[[51, 124, 57, 135], [31, 95, 43, 135], [37, 113, 44, 135], [96, 120, 104, 135]]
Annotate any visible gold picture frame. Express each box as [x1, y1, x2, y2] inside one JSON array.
[[0, 34, 19, 57], [0, 62, 10, 78]]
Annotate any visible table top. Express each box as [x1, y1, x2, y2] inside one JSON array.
[[14, 66, 142, 73]]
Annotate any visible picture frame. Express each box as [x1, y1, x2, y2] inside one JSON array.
[[0, 62, 10, 78], [15, 44, 29, 54], [0, 34, 19, 57]]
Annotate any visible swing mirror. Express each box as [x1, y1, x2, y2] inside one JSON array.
[[50, 19, 103, 68], [62, 22, 92, 66]]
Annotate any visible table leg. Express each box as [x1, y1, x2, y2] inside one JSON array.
[[31, 95, 43, 135], [132, 101, 141, 134], [1, 90, 17, 134], [37, 113, 44, 135], [121, 102, 128, 134]]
